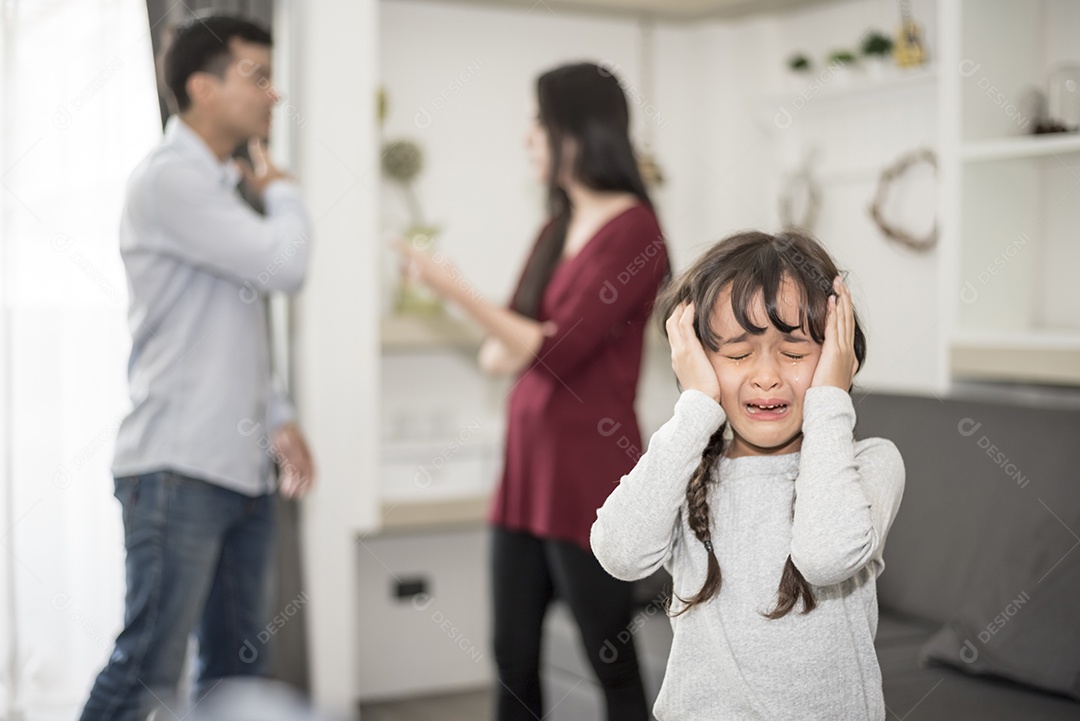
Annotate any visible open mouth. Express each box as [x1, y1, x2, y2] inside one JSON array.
[[745, 402, 789, 416]]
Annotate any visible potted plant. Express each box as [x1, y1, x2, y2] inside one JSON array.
[[861, 30, 894, 79], [382, 138, 442, 314], [788, 53, 811, 73], [786, 53, 812, 92]]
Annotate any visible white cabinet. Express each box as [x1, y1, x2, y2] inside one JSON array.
[[355, 526, 492, 700]]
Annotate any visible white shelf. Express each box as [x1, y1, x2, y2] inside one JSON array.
[[961, 133, 1080, 162], [950, 330, 1080, 386], [759, 66, 937, 110], [381, 436, 501, 460], [944, 0, 1080, 389]]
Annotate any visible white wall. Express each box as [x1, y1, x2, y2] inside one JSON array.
[[752, 0, 942, 393], [294, 0, 380, 714]]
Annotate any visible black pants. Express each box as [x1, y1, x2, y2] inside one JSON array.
[[491, 526, 649, 721]]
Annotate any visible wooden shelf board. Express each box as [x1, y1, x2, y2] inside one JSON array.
[[950, 331, 1080, 386], [381, 313, 484, 350], [377, 494, 490, 531]]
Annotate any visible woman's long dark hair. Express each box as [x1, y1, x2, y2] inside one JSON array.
[[511, 62, 653, 318], [655, 230, 868, 619]]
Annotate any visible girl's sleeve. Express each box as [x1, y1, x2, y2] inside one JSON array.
[[789, 386, 906, 587], [591, 390, 726, 580], [532, 214, 668, 378]]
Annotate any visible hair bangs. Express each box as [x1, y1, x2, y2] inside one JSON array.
[[658, 229, 864, 379], [777, 248, 833, 346]]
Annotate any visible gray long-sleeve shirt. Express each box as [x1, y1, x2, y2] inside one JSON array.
[[591, 386, 905, 720], [111, 117, 311, 496]]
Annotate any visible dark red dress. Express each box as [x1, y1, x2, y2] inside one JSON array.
[[490, 204, 670, 552]]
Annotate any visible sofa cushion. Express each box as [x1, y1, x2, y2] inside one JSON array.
[[854, 391, 1080, 703], [878, 610, 1080, 718], [918, 519, 1080, 700], [853, 392, 1080, 626]]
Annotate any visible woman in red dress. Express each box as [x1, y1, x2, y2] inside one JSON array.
[[399, 61, 669, 721]]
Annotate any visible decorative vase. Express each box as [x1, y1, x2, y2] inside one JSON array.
[[830, 63, 855, 86], [1047, 63, 1080, 132], [395, 224, 444, 315], [865, 56, 891, 81]]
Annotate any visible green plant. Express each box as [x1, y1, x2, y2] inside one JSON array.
[[381, 140, 423, 184], [382, 139, 427, 227], [861, 31, 894, 57], [827, 49, 858, 66], [788, 53, 811, 72]]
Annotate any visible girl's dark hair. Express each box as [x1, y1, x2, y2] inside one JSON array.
[[655, 230, 867, 619], [511, 62, 654, 318], [165, 15, 272, 113]]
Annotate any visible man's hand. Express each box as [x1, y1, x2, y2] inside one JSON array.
[[238, 137, 289, 198], [666, 301, 721, 404], [273, 422, 315, 499]]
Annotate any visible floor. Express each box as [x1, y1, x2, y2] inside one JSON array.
[[24, 688, 492, 721], [359, 688, 491, 721]]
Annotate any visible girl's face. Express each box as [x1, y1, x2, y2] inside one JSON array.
[[707, 277, 822, 458]]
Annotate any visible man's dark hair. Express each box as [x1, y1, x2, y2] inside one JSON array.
[[164, 15, 272, 112]]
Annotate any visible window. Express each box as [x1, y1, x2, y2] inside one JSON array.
[[0, 0, 159, 713]]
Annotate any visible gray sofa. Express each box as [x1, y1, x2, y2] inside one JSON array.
[[542, 389, 1080, 719]]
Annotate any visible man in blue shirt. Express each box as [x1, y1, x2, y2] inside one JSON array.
[[80, 15, 314, 720]]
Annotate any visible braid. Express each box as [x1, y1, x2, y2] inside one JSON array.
[[670, 426, 819, 620], [764, 498, 817, 618], [671, 424, 726, 617], [763, 557, 817, 618]]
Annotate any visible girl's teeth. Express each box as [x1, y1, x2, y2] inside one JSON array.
[[747, 404, 786, 413]]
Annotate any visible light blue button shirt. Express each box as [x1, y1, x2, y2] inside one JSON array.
[[112, 116, 312, 496]]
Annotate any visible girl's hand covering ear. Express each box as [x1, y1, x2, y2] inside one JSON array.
[[811, 276, 860, 390], [666, 301, 721, 404]]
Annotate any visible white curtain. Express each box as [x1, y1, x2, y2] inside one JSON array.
[[0, 0, 160, 716]]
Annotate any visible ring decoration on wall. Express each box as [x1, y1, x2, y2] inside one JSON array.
[[869, 147, 938, 252]]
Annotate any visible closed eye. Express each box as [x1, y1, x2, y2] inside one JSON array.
[[727, 354, 750, 361], [783, 353, 806, 360]]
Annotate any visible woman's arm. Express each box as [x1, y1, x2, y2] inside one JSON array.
[[396, 242, 546, 372]]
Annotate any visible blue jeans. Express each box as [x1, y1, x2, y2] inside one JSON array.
[[79, 470, 276, 721]]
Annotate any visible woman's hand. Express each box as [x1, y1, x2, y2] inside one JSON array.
[[811, 276, 860, 390], [393, 238, 465, 301], [666, 302, 721, 404], [479, 336, 525, 376]]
